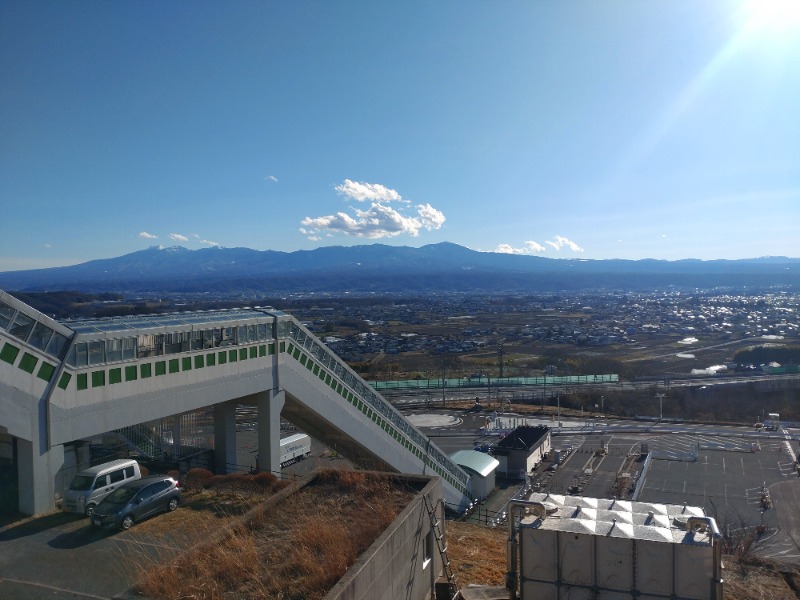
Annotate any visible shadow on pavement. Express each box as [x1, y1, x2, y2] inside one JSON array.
[[0, 511, 83, 542], [47, 523, 113, 549]]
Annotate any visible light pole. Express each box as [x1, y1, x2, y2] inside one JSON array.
[[557, 391, 561, 428], [656, 393, 665, 420], [441, 365, 446, 407]]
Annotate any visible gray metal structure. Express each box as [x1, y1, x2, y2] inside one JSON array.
[[0, 290, 471, 515]]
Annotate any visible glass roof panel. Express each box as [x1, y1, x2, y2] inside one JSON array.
[[61, 308, 275, 334]]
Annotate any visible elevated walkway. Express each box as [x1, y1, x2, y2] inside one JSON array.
[[0, 291, 471, 514]]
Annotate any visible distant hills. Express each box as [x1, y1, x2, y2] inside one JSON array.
[[1, 243, 798, 295]]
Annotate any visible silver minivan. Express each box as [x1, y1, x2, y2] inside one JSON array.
[[62, 458, 142, 516]]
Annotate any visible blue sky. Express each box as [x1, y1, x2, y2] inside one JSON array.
[[1, 0, 799, 272]]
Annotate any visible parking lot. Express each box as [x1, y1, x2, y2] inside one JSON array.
[[416, 411, 800, 563], [0, 440, 351, 600], [0, 509, 195, 599]]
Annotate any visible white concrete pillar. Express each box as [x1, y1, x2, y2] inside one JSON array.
[[257, 389, 284, 476], [213, 402, 237, 474], [17, 437, 64, 515], [171, 416, 182, 458]]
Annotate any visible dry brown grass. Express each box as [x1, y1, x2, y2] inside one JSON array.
[[135, 469, 417, 600], [447, 520, 508, 587]]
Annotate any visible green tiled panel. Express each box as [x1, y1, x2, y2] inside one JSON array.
[[194, 355, 204, 369], [258, 345, 266, 357], [269, 343, 275, 355], [0, 343, 20, 365], [109, 368, 123, 384], [239, 348, 247, 361], [37, 362, 56, 382], [125, 365, 137, 381], [156, 361, 167, 376], [141, 363, 152, 378], [229, 350, 237, 362], [219, 351, 227, 364], [77, 373, 88, 390], [182, 357, 192, 371], [58, 372, 72, 390], [249, 346, 257, 359], [18, 353, 38, 374], [207, 353, 216, 366], [169, 359, 179, 374], [279, 341, 285, 352], [91, 370, 105, 387]]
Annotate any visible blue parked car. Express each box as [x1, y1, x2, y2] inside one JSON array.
[[91, 474, 180, 530]]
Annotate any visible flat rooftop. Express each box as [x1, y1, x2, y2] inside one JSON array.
[[521, 492, 714, 546]]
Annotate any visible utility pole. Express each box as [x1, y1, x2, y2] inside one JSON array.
[[557, 391, 561, 428], [656, 393, 665, 420], [441, 364, 446, 407], [498, 341, 505, 379]]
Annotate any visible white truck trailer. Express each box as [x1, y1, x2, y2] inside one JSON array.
[[765, 412, 781, 431], [280, 433, 312, 466]]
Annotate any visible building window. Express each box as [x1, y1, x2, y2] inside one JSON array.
[[0, 343, 19, 365], [423, 529, 433, 569], [8, 312, 35, 342], [18, 352, 38, 374], [58, 372, 72, 389], [91, 370, 105, 388], [36, 362, 56, 381], [109, 368, 122, 384]]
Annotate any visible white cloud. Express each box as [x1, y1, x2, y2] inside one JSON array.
[[200, 239, 220, 247], [545, 235, 584, 252], [496, 237, 582, 254], [169, 233, 189, 243], [416, 203, 446, 230], [301, 181, 446, 241], [301, 202, 446, 240], [494, 241, 547, 255], [265, 175, 278, 182], [139, 231, 158, 239], [335, 179, 404, 203], [44, 243, 52, 249]]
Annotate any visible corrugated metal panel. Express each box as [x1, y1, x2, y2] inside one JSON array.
[[449, 449, 500, 478]]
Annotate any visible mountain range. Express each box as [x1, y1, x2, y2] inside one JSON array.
[[1, 243, 798, 295]]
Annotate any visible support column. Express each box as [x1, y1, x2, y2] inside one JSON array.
[[17, 437, 63, 515], [213, 402, 237, 474], [257, 389, 284, 477], [171, 415, 182, 459]]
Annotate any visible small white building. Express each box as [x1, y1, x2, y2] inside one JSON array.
[[492, 425, 551, 478], [450, 449, 499, 501]]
